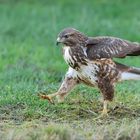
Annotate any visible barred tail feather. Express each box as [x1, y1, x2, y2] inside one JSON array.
[[115, 62, 140, 81]]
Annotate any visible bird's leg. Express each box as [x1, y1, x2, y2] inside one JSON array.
[[98, 78, 114, 116], [39, 76, 78, 103], [55, 76, 78, 103], [101, 100, 108, 116], [93, 100, 109, 120]]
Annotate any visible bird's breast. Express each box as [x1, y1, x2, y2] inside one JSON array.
[[63, 46, 88, 70], [63, 47, 99, 85], [77, 63, 99, 86]]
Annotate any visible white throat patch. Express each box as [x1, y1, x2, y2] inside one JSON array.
[[63, 46, 73, 65]]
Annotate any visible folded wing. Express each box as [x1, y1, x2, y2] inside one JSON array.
[[86, 37, 140, 60]]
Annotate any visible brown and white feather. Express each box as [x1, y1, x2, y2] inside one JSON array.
[[86, 37, 140, 59]]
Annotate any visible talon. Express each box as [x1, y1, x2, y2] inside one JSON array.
[[38, 94, 54, 104]]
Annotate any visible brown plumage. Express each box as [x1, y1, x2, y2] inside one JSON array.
[[40, 28, 140, 116], [86, 37, 140, 59]]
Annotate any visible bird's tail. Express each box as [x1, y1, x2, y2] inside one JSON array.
[[115, 62, 140, 81]]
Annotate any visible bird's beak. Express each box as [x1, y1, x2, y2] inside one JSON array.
[[56, 37, 61, 46]]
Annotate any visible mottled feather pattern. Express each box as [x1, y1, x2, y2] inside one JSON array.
[[40, 28, 140, 115], [86, 37, 140, 59], [56, 28, 140, 106], [63, 45, 121, 90], [63, 46, 88, 70]]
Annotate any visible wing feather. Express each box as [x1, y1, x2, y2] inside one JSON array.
[[86, 37, 140, 59]]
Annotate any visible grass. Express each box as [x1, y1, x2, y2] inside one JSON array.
[[0, 119, 139, 140], [0, 0, 140, 139]]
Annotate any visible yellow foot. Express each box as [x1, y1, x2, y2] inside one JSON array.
[[93, 109, 109, 120], [101, 109, 109, 117], [38, 94, 54, 104]]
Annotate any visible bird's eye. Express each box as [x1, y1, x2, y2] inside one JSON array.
[[64, 35, 68, 38]]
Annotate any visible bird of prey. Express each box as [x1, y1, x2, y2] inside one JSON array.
[[40, 28, 140, 115]]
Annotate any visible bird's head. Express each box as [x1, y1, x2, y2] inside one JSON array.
[[56, 28, 88, 47]]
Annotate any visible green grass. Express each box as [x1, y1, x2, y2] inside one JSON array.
[[0, 0, 140, 139]]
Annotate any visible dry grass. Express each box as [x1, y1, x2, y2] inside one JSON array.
[[0, 118, 139, 140]]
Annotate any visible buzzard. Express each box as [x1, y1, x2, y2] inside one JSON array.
[[40, 28, 140, 115]]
